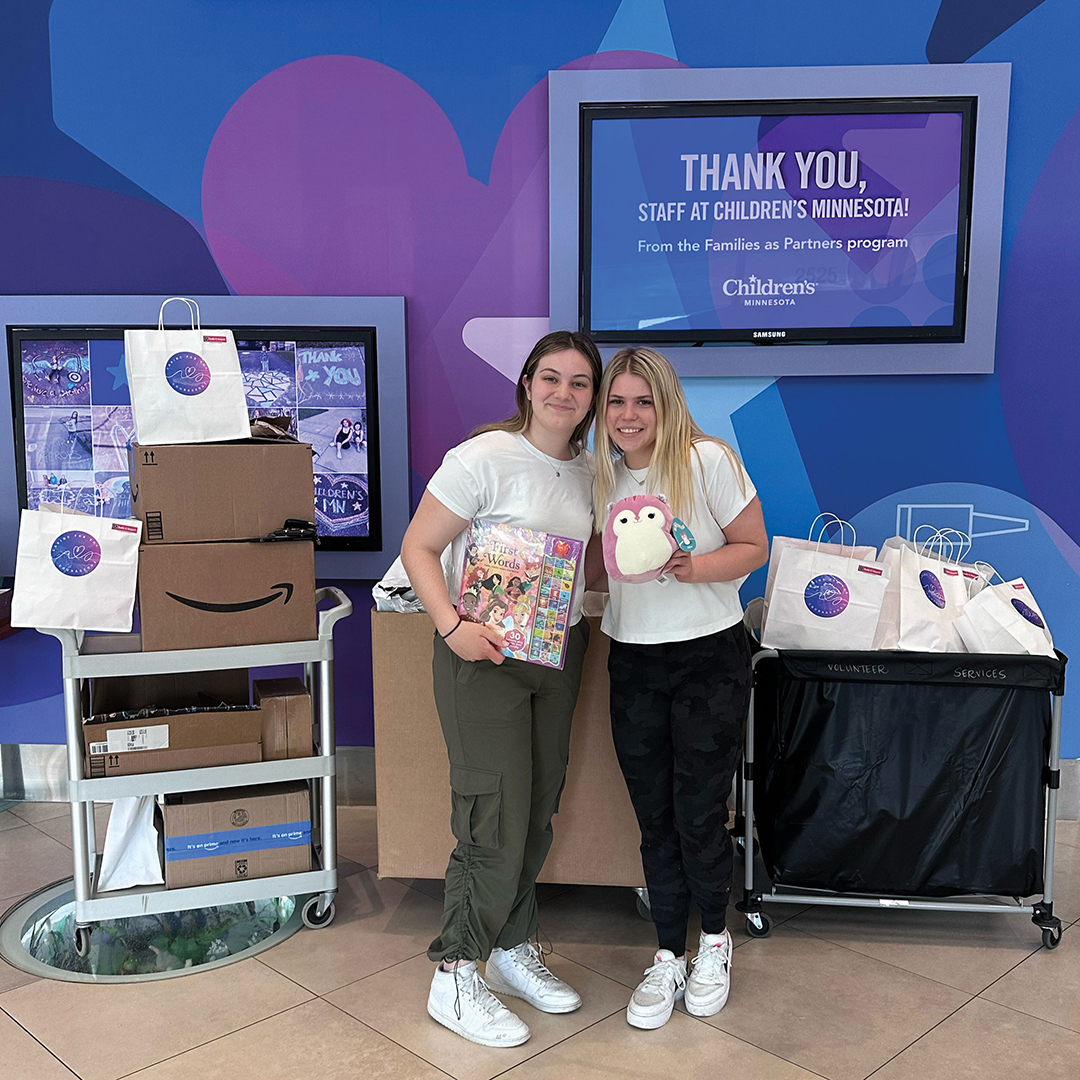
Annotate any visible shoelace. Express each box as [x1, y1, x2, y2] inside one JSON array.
[[691, 939, 731, 981], [452, 964, 504, 1020], [513, 941, 559, 982], [640, 955, 686, 994]]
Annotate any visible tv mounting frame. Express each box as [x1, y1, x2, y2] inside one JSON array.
[[549, 62, 1010, 377], [0, 295, 409, 581]]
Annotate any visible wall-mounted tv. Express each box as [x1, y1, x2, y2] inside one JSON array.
[[580, 96, 977, 346], [7, 325, 381, 551]]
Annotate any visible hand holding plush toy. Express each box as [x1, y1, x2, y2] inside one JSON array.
[[603, 494, 695, 584]]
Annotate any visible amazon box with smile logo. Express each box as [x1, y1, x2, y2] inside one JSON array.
[[130, 441, 315, 544], [138, 541, 316, 651]]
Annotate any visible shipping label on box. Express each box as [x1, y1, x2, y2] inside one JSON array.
[[130, 441, 315, 544], [138, 541, 316, 651]]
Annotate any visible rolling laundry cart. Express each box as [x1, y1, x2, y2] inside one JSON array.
[[38, 586, 352, 957], [736, 648, 1067, 949]]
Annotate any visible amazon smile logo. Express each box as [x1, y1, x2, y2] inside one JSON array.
[[165, 582, 294, 613]]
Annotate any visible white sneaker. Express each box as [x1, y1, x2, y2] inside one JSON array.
[[485, 941, 582, 1013], [626, 949, 687, 1029], [427, 962, 531, 1047], [685, 929, 732, 1016]]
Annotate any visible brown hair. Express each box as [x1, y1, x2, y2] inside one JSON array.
[[471, 330, 603, 449]]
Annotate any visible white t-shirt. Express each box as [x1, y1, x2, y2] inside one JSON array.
[[427, 430, 595, 625], [601, 440, 757, 644]]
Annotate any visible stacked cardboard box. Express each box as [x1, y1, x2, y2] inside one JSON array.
[[84, 670, 261, 778], [253, 678, 313, 759], [129, 441, 317, 650], [163, 781, 311, 888]]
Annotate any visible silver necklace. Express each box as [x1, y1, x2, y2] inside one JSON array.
[[525, 434, 571, 477]]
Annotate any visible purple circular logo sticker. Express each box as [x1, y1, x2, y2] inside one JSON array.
[[804, 574, 850, 618], [164, 351, 211, 396], [1012, 598, 1045, 628], [51, 530, 101, 577], [920, 569, 946, 609]]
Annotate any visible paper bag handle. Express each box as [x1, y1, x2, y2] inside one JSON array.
[[937, 528, 972, 563], [157, 297, 201, 331], [807, 513, 843, 542]]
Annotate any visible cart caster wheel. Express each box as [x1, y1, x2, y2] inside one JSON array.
[[1042, 926, 1062, 950], [301, 897, 336, 929], [74, 927, 92, 957], [636, 895, 653, 922], [744, 912, 772, 938]]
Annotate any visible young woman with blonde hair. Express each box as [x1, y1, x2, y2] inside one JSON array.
[[595, 347, 768, 1030], [401, 330, 603, 1048]]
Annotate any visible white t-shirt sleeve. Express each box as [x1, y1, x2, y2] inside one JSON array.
[[426, 445, 484, 522], [697, 443, 757, 530]]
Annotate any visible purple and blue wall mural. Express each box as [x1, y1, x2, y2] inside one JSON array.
[[1, 0, 1078, 754]]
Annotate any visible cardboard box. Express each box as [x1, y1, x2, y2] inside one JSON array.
[[91, 669, 249, 714], [130, 441, 315, 544], [164, 781, 311, 889], [253, 678, 313, 760], [86, 668, 259, 777], [371, 611, 645, 886], [84, 711, 262, 778], [138, 541, 316, 651]]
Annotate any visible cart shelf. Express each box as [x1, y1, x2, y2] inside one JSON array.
[[34, 586, 353, 955]]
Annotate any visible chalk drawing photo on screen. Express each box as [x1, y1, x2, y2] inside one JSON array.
[[8, 326, 381, 551], [581, 97, 976, 345]]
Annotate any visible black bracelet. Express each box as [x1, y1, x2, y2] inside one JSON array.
[[441, 616, 463, 639]]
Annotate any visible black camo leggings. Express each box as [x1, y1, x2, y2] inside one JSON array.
[[608, 623, 751, 956]]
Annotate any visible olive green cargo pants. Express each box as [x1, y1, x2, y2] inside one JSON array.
[[427, 619, 590, 962]]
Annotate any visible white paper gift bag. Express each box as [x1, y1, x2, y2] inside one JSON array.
[[10, 508, 142, 632], [761, 534, 891, 651], [873, 530, 982, 650], [125, 297, 249, 445], [895, 533, 970, 652], [955, 567, 1055, 657], [762, 514, 877, 634], [96, 796, 164, 892]]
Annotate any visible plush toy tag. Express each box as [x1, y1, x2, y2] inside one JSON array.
[[672, 516, 696, 552]]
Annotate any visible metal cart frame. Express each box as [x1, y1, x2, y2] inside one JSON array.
[[38, 586, 352, 956], [735, 649, 1066, 949]]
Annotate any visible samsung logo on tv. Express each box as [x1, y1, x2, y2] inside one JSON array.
[[752, 331, 787, 339]]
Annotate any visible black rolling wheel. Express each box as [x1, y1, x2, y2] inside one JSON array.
[[744, 912, 772, 938], [301, 896, 336, 929], [636, 894, 653, 921], [74, 926, 92, 957], [1042, 925, 1062, 950]]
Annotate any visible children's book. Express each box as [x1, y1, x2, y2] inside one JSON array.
[[457, 519, 584, 669]]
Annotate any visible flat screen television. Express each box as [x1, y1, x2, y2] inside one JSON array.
[[7, 326, 381, 551], [580, 96, 977, 346]]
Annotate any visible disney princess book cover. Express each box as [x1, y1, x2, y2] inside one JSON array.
[[456, 519, 583, 669]]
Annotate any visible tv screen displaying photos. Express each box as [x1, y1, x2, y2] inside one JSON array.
[[580, 96, 977, 346], [8, 326, 381, 551]]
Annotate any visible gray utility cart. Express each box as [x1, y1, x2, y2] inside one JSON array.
[[39, 586, 352, 957]]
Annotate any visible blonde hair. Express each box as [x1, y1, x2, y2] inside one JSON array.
[[593, 347, 746, 525], [471, 331, 603, 450]]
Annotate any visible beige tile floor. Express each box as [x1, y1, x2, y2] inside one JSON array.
[[0, 804, 1076, 1080]]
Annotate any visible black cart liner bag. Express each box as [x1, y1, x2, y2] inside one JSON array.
[[753, 651, 1065, 898]]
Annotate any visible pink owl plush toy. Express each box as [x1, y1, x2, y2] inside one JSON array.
[[603, 494, 681, 584]]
